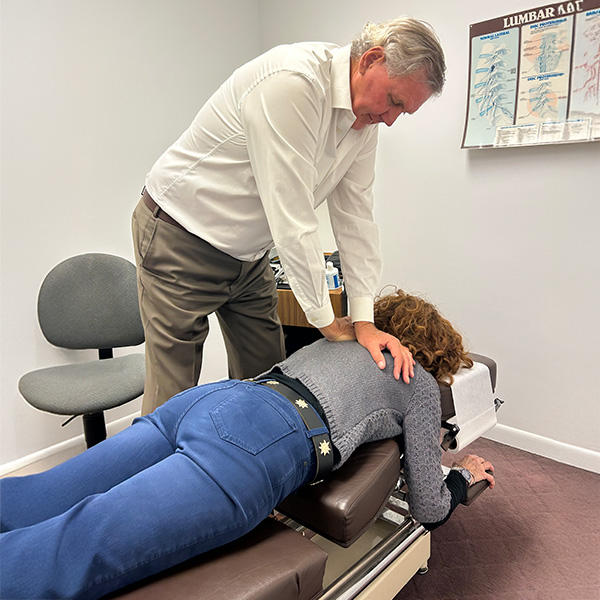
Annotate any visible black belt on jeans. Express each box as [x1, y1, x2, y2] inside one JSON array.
[[255, 378, 334, 484]]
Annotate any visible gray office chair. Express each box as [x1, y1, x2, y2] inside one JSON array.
[[19, 253, 145, 448]]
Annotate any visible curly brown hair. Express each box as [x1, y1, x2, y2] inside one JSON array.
[[374, 289, 473, 384]]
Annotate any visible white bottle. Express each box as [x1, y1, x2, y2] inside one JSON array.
[[325, 261, 341, 290]]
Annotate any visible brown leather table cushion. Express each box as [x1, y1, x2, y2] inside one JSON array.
[[104, 517, 327, 600], [277, 439, 401, 547]]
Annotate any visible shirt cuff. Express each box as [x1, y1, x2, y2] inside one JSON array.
[[349, 297, 374, 323], [304, 303, 336, 329]]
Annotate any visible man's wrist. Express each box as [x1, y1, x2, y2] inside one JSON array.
[[353, 321, 375, 340], [318, 320, 338, 339], [348, 297, 374, 323], [305, 304, 335, 329]]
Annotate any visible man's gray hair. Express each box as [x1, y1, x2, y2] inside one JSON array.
[[350, 17, 446, 95]]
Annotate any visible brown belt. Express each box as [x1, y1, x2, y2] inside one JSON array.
[[141, 188, 186, 231]]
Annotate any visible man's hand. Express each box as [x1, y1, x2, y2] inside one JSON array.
[[318, 317, 356, 342], [354, 321, 415, 383]]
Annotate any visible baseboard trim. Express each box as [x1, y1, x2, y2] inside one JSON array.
[[0, 413, 138, 477], [484, 424, 600, 474]]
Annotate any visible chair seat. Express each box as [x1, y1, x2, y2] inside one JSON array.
[[19, 354, 145, 415]]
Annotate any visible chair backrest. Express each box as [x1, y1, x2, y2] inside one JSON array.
[[37, 253, 145, 350]]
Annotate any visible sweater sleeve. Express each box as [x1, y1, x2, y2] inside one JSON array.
[[420, 470, 468, 531], [402, 375, 453, 524]]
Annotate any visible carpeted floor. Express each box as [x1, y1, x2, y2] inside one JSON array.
[[394, 438, 600, 600]]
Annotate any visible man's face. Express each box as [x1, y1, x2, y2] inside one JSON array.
[[350, 48, 432, 130]]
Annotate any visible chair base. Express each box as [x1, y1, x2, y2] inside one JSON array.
[[83, 412, 107, 448]]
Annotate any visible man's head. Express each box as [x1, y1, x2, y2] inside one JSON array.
[[349, 17, 446, 130]]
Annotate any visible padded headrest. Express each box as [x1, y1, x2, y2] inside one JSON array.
[[440, 353, 496, 421]]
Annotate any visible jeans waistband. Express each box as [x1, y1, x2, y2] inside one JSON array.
[[254, 378, 333, 484]]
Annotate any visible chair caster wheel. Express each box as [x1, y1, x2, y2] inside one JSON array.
[[418, 566, 429, 575]]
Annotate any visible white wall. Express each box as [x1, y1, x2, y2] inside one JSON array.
[[259, 0, 600, 469], [2, 0, 599, 471], [0, 0, 259, 466]]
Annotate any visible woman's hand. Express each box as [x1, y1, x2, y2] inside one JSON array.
[[354, 321, 415, 383], [452, 454, 495, 489], [319, 316, 356, 342]]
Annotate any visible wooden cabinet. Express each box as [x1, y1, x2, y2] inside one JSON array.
[[277, 287, 347, 328], [277, 287, 347, 356]]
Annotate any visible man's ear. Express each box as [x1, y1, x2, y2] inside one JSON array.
[[359, 46, 386, 73]]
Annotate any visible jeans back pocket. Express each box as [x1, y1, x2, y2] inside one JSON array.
[[210, 387, 298, 455]]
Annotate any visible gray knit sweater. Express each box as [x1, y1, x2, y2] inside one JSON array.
[[277, 339, 452, 523]]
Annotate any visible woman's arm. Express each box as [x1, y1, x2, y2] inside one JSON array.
[[420, 454, 495, 531], [402, 374, 495, 529]]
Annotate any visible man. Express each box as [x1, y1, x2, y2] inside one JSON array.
[[132, 17, 446, 413]]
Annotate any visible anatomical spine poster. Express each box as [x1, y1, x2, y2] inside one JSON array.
[[462, 1, 600, 148]]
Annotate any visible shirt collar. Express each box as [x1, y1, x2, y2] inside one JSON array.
[[331, 45, 353, 112]]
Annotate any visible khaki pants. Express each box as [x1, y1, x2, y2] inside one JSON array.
[[132, 198, 285, 414]]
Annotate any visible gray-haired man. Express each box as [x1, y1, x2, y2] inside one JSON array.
[[133, 17, 446, 413]]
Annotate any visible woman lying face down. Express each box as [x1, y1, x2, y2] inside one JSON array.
[[0, 289, 494, 600]]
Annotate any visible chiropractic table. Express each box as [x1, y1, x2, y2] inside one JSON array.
[[105, 353, 499, 600]]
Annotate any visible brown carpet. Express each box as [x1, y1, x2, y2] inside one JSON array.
[[395, 437, 600, 600]]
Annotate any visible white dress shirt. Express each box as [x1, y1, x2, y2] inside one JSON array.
[[145, 42, 381, 328]]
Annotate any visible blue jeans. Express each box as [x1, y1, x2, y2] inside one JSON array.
[[0, 380, 318, 600]]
